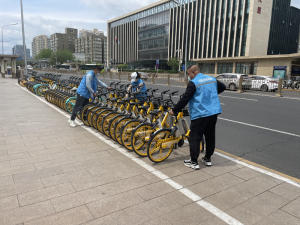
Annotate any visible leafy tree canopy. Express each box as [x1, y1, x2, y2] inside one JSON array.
[[34, 49, 52, 59], [49, 50, 75, 65]]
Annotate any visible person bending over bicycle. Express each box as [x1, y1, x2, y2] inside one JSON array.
[[126, 72, 147, 100], [68, 65, 111, 128], [169, 65, 226, 170]]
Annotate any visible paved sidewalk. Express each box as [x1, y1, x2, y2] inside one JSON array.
[[0, 76, 300, 225]]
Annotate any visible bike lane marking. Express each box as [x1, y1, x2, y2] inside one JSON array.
[[219, 117, 300, 138], [219, 96, 258, 101], [16, 83, 243, 225]]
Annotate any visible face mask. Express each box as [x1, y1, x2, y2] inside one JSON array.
[[95, 73, 99, 76], [188, 76, 191, 82]]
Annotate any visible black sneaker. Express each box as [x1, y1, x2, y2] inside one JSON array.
[[183, 159, 200, 170], [201, 157, 212, 166]]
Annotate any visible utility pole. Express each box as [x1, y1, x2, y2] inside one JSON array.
[[20, 0, 27, 77]]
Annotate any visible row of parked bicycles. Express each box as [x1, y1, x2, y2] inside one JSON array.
[[18, 73, 204, 163]]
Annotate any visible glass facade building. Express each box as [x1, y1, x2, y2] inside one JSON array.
[[108, 0, 300, 72]]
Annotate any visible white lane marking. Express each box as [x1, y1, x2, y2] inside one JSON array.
[[219, 95, 258, 101], [16, 83, 244, 225], [219, 117, 300, 138], [224, 91, 300, 100], [220, 103, 225, 105]]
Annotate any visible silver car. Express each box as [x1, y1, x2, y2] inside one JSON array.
[[216, 73, 252, 90], [138, 71, 148, 81]]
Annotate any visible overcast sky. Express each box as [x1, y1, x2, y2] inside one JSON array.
[[0, 0, 299, 56]]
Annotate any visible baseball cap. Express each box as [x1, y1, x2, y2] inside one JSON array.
[[131, 72, 138, 82]]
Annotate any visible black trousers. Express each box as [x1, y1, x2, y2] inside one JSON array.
[[189, 114, 218, 163], [71, 94, 89, 120]]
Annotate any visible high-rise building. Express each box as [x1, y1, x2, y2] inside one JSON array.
[[32, 35, 51, 58], [75, 29, 107, 64], [107, 0, 300, 78], [50, 28, 78, 52], [12, 44, 30, 59]]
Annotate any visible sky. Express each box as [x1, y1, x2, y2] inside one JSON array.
[[0, 0, 300, 56]]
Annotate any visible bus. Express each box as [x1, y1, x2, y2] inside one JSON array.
[[55, 64, 71, 70], [79, 64, 104, 72]]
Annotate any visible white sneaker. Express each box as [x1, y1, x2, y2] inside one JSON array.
[[70, 120, 76, 128], [68, 118, 71, 123]]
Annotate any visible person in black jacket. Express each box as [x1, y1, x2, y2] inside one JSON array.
[[170, 65, 226, 170]]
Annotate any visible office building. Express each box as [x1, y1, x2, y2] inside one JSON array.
[[12, 44, 30, 59], [107, 0, 300, 78], [50, 28, 78, 52], [74, 29, 107, 64], [32, 35, 51, 58]]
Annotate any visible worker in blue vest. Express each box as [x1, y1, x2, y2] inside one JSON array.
[[127, 72, 147, 100], [170, 65, 226, 170], [69, 65, 111, 127]]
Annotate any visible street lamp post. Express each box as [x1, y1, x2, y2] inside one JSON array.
[[1, 23, 18, 54], [20, 0, 27, 77], [172, 0, 188, 80], [176, 49, 182, 72]]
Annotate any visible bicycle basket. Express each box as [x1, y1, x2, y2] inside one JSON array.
[[162, 100, 174, 111], [152, 99, 160, 109]]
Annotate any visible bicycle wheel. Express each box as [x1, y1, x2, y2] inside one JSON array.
[[114, 117, 132, 145], [87, 106, 100, 126], [147, 128, 175, 163], [81, 104, 96, 126], [121, 120, 141, 151], [108, 114, 125, 140], [131, 123, 153, 157], [91, 107, 107, 129], [102, 112, 120, 137], [96, 109, 113, 133]]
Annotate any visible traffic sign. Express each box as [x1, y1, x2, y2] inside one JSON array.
[[156, 59, 159, 65]]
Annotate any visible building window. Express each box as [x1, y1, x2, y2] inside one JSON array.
[[218, 63, 233, 73], [199, 63, 215, 74], [236, 62, 257, 75]]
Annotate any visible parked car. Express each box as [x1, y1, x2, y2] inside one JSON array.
[[216, 73, 252, 90], [249, 75, 279, 92], [138, 71, 148, 81]]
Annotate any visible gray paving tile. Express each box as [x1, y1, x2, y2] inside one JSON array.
[[13, 166, 63, 184], [87, 190, 144, 218], [281, 197, 300, 219], [0, 164, 35, 177], [0, 195, 19, 213], [0, 160, 10, 169], [171, 169, 212, 187], [25, 205, 94, 225], [28, 146, 67, 157], [34, 157, 78, 170], [71, 171, 120, 191], [59, 159, 102, 173], [10, 155, 53, 167], [18, 183, 76, 206], [0, 200, 55, 225], [0, 175, 14, 187], [51, 185, 109, 212], [255, 210, 300, 225], [188, 173, 244, 198], [230, 167, 261, 181], [269, 182, 300, 201], [205, 175, 283, 211], [226, 191, 290, 225], [41, 170, 91, 187], [7, 145, 46, 154], [103, 175, 151, 196], [83, 210, 131, 225], [162, 202, 214, 225], [134, 181, 175, 200], [201, 160, 244, 177], [0, 152, 29, 162]]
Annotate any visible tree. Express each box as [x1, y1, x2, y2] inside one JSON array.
[[49, 50, 75, 65], [35, 49, 52, 59], [167, 57, 179, 71]]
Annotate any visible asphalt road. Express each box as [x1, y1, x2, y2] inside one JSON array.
[[38, 72, 300, 179]]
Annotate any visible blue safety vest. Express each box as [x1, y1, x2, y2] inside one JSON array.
[[132, 79, 147, 100], [189, 73, 222, 120], [76, 71, 97, 99]]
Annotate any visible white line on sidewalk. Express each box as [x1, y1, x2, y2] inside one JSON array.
[[219, 95, 258, 101], [16, 83, 243, 225], [219, 117, 300, 138]]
